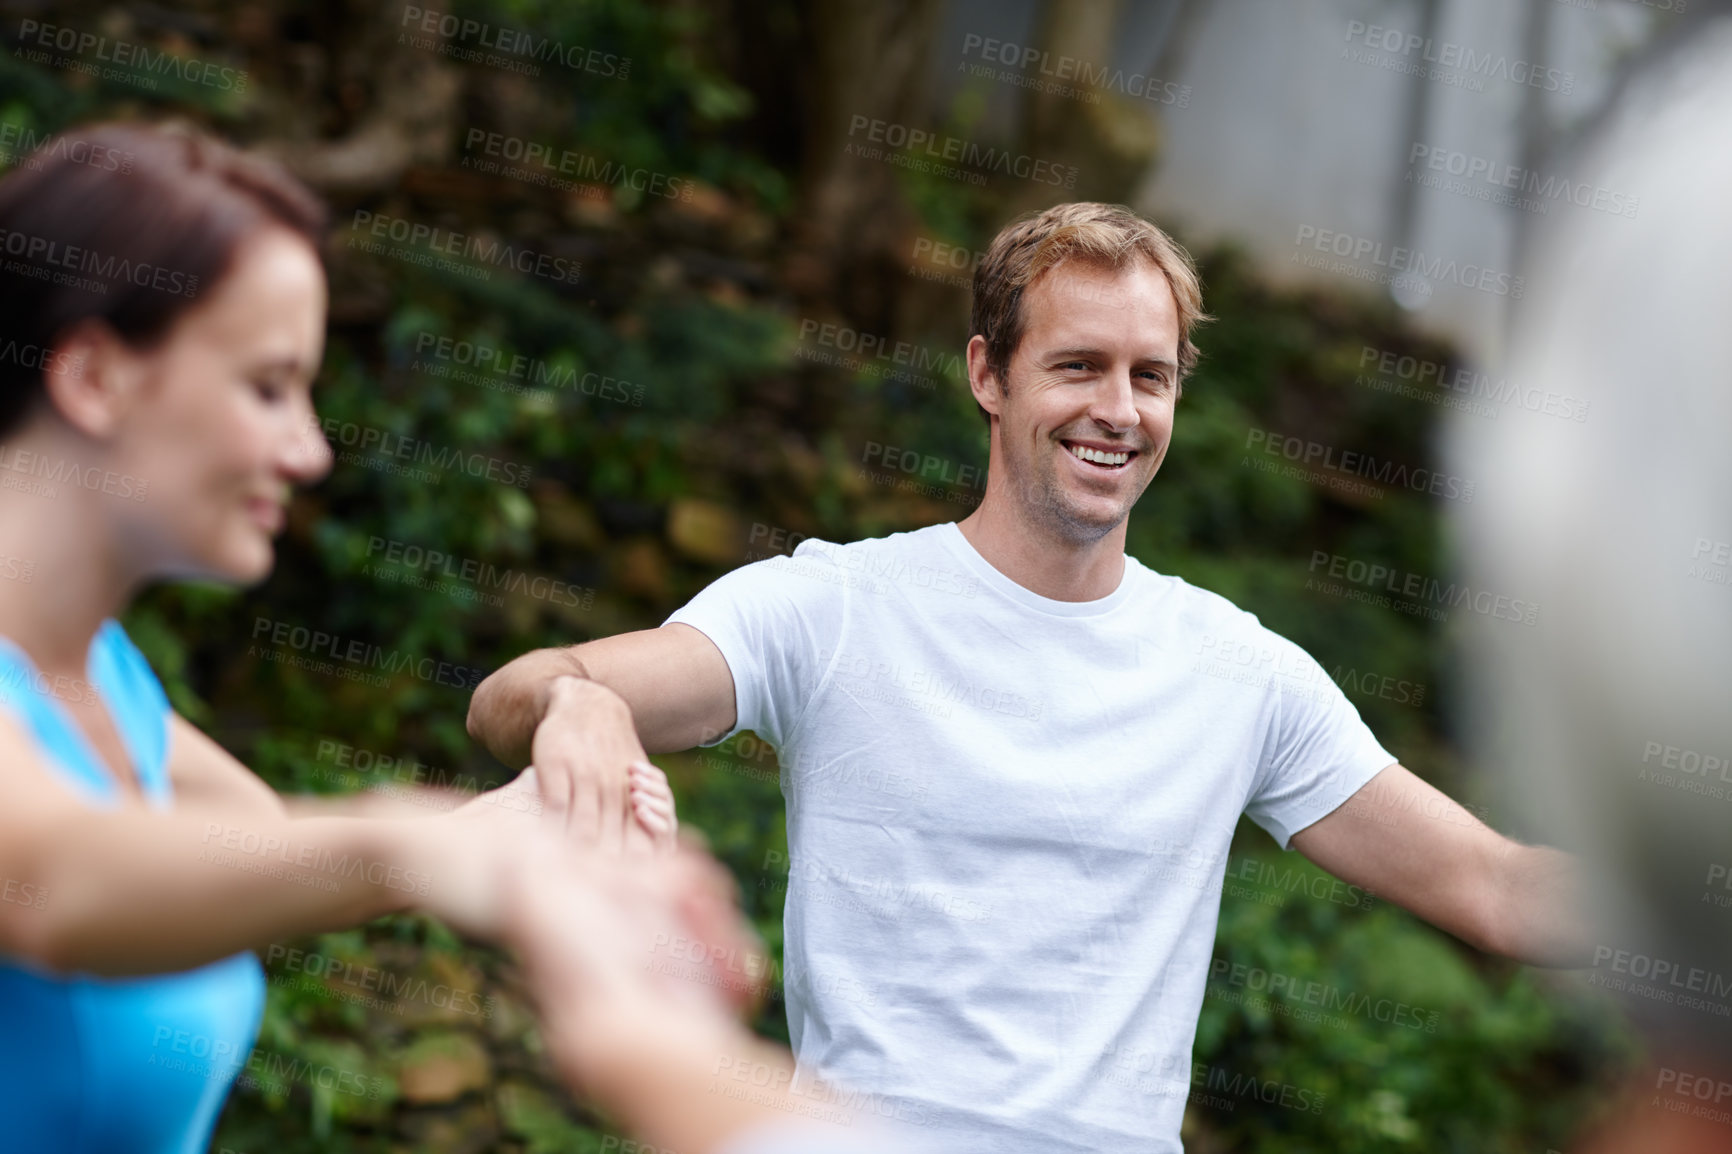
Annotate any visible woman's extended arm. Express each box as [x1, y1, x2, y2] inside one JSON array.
[[0, 710, 523, 975]]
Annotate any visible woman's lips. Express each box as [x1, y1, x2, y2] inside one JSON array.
[[246, 497, 285, 532]]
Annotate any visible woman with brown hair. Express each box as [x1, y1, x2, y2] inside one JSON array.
[[0, 120, 679, 1152]]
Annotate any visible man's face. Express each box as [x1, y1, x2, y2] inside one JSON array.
[[973, 258, 1182, 544]]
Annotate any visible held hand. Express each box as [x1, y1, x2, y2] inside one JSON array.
[[530, 678, 649, 852], [463, 763, 679, 855], [628, 760, 679, 853]]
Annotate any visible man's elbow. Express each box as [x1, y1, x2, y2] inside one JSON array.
[[466, 647, 591, 760]]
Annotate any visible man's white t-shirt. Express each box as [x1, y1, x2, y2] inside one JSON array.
[[665, 522, 1395, 1152]]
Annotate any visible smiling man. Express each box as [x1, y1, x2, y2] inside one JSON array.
[[467, 202, 1589, 1153]]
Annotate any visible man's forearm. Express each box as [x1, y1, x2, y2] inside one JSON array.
[[1494, 843, 1598, 967], [467, 647, 596, 767]]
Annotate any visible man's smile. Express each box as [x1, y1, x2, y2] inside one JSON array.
[[1061, 439, 1139, 471]]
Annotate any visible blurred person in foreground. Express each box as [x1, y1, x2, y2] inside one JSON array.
[[507, 842, 905, 1154], [0, 120, 683, 1152], [1450, 12, 1732, 1153], [472, 196, 1603, 1151]]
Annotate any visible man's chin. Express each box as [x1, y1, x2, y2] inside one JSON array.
[[1036, 492, 1131, 544]]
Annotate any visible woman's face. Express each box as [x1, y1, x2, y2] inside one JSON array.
[[104, 225, 332, 584]]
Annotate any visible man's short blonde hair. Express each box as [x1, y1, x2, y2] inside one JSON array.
[[969, 202, 1209, 423]]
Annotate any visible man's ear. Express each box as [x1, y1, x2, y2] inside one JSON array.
[[966, 334, 1005, 418], [42, 319, 149, 440]]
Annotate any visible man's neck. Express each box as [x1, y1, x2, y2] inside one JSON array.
[[955, 496, 1127, 603]]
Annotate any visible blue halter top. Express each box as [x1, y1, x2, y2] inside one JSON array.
[[0, 620, 265, 1152]]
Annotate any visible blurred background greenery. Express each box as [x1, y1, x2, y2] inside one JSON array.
[[0, 0, 1640, 1150]]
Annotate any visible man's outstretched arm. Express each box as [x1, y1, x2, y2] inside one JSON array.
[[467, 624, 738, 846], [1290, 764, 1596, 967]]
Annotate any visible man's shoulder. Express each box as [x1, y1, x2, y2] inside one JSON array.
[[719, 524, 957, 595], [1130, 562, 1302, 648], [763, 523, 957, 577], [788, 522, 950, 561]]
